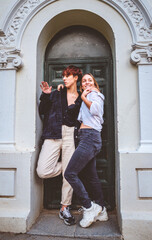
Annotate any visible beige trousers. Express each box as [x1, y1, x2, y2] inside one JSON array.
[[36, 125, 75, 206]]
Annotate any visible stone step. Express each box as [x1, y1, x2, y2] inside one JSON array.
[[0, 210, 123, 240], [28, 210, 122, 240], [0, 234, 122, 240]]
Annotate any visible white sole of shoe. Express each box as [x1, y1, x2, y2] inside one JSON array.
[[80, 209, 102, 228], [80, 219, 93, 228], [94, 216, 108, 222], [94, 210, 108, 222]]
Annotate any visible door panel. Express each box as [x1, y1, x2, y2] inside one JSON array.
[[43, 58, 115, 210]]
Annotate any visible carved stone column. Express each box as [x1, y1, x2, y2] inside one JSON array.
[[131, 43, 152, 152], [0, 49, 22, 150]]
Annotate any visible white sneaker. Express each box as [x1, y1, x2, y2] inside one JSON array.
[[94, 206, 108, 222], [79, 202, 102, 228]]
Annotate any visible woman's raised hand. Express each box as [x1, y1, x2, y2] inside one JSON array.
[[57, 84, 64, 91], [82, 88, 91, 97], [40, 81, 52, 94], [91, 87, 100, 92]]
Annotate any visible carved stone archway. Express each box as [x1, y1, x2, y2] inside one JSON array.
[[0, 0, 152, 69], [0, 0, 152, 237], [0, 0, 152, 151]]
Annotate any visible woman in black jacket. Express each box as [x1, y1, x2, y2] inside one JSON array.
[[36, 65, 82, 226]]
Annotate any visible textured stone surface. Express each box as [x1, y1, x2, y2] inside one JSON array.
[[0, 210, 122, 240]]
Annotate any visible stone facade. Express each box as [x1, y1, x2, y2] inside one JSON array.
[[0, 0, 152, 239]]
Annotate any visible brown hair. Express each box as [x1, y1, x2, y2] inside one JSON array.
[[80, 73, 100, 92], [62, 65, 82, 82]]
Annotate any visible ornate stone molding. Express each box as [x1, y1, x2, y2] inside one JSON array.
[[131, 43, 152, 64], [0, 0, 42, 48], [0, 49, 22, 70], [0, 0, 57, 49], [113, 0, 152, 41], [0, 0, 152, 50]]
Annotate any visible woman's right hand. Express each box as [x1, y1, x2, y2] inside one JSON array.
[[40, 81, 52, 94], [81, 88, 91, 98], [57, 84, 64, 91]]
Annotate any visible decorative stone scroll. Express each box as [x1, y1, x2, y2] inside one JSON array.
[[0, 0, 152, 49], [0, 0, 56, 48], [114, 0, 152, 41], [0, 0, 41, 47], [131, 43, 152, 64], [0, 49, 22, 70], [0, 0, 152, 70]]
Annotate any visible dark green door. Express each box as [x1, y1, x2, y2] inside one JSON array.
[[43, 26, 115, 210]]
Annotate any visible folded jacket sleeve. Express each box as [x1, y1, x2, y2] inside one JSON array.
[[89, 91, 104, 117]]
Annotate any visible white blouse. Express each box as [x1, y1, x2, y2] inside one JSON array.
[[78, 90, 105, 132]]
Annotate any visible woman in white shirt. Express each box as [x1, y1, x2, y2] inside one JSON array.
[[64, 73, 108, 228]]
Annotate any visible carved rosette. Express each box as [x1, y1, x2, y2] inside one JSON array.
[[0, 49, 22, 70], [131, 43, 152, 65]]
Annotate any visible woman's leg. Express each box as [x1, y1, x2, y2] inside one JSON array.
[[65, 129, 101, 208], [36, 139, 62, 178], [81, 157, 104, 207], [81, 156, 108, 223], [64, 142, 92, 208], [61, 125, 75, 206]]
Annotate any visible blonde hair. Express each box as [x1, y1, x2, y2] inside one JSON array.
[[80, 73, 100, 92]]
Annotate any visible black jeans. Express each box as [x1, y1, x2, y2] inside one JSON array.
[[64, 128, 104, 208]]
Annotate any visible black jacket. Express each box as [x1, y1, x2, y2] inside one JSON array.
[[39, 88, 82, 143]]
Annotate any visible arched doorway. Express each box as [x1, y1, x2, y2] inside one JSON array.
[[43, 25, 115, 210]]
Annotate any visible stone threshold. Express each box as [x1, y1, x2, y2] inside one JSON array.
[[0, 210, 123, 240], [27, 209, 123, 240]]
